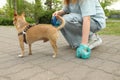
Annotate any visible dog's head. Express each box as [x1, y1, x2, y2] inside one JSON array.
[[13, 11, 26, 28]]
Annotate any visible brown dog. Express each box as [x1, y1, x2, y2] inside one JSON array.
[[13, 11, 65, 58]]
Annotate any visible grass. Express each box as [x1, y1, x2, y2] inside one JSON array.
[[98, 19, 120, 36], [107, 18, 120, 20]]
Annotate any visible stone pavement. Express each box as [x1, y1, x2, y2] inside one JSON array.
[[0, 26, 120, 80]]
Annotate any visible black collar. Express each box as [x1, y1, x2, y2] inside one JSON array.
[[18, 25, 33, 44], [18, 25, 33, 36]]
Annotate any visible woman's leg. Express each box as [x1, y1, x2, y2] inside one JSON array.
[[61, 14, 83, 49], [61, 14, 101, 49], [90, 19, 101, 37], [61, 22, 83, 48]]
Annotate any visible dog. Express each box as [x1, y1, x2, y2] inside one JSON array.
[[13, 11, 65, 58]]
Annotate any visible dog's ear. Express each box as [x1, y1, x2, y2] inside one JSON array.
[[21, 12, 25, 17], [14, 11, 17, 16]]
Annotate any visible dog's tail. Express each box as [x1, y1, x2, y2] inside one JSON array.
[[56, 15, 65, 30]]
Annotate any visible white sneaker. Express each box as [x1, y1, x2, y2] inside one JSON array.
[[88, 34, 102, 49]]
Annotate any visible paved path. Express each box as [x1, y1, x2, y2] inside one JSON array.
[[0, 26, 120, 80]]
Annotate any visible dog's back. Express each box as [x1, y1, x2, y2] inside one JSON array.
[[25, 15, 65, 43], [26, 24, 58, 43]]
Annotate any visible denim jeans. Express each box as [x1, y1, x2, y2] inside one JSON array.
[[61, 13, 101, 48]]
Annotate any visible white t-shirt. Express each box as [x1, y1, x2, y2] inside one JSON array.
[[62, 0, 106, 29]]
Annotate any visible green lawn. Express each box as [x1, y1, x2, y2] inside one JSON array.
[[98, 20, 120, 36]]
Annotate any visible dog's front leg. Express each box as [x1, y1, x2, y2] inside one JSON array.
[[18, 37, 25, 58], [28, 44, 32, 55]]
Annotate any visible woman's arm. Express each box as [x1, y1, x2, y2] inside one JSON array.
[[81, 16, 90, 45], [53, 10, 65, 16]]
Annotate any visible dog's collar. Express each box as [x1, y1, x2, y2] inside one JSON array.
[[18, 25, 33, 44], [18, 31, 26, 36], [18, 25, 33, 36]]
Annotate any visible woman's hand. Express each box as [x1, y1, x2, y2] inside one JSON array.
[[52, 10, 65, 16]]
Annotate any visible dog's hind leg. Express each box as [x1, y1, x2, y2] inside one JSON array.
[[28, 44, 32, 55], [50, 40, 58, 58]]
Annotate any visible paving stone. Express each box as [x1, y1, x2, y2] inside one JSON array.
[[0, 63, 34, 75], [50, 62, 79, 74], [0, 76, 11, 80], [0, 58, 24, 69], [7, 66, 44, 80], [60, 51, 76, 61], [29, 71, 58, 80], [114, 68, 120, 76], [83, 70, 116, 80], [64, 65, 93, 80], [38, 58, 66, 69], [29, 56, 55, 65], [83, 57, 104, 68], [98, 61, 120, 74], [108, 54, 120, 63], [96, 52, 115, 60], [0, 53, 11, 58], [114, 77, 120, 80], [0, 27, 120, 80], [52, 76, 70, 80]]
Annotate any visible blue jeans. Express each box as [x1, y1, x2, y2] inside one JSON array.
[[61, 13, 101, 48]]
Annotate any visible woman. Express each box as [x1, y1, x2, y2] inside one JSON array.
[[53, 0, 106, 52]]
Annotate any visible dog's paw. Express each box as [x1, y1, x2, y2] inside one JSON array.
[[18, 55, 24, 58], [52, 55, 56, 58]]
